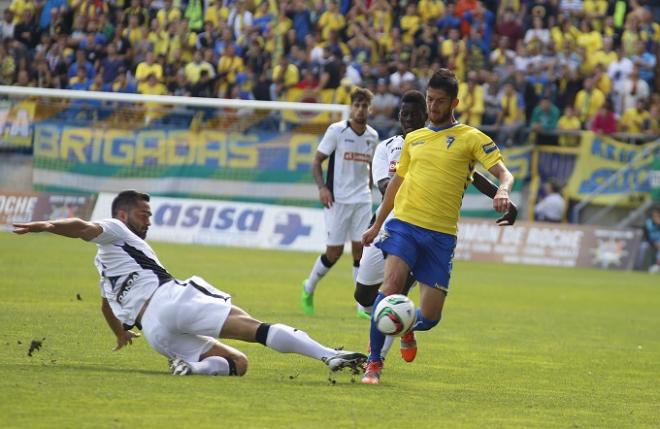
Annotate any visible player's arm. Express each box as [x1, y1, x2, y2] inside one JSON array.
[[12, 218, 102, 241], [101, 298, 140, 351], [471, 171, 518, 225], [312, 150, 333, 208], [487, 161, 514, 213], [377, 177, 390, 198], [362, 173, 404, 245]]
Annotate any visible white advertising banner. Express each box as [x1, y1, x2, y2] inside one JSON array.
[[92, 193, 328, 252]]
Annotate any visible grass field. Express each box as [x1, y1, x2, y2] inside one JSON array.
[[1, 233, 659, 429]]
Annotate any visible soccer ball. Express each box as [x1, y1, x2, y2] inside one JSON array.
[[374, 294, 416, 337]]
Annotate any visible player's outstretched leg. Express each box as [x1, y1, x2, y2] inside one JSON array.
[[222, 306, 367, 373]]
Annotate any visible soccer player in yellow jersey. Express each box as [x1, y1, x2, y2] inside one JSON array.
[[360, 69, 514, 384]]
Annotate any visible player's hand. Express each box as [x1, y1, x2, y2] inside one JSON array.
[[113, 330, 141, 352], [12, 222, 49, 234], [319, 186, 333, 208], [496, 201, 518, 226], [362, 224, 380, 246], [493, 188, 511, 213]]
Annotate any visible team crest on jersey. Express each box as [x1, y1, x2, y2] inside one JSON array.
[[446, 136, 455, 148], [482, 142, 498, 154], [388, 160, 398, 173]]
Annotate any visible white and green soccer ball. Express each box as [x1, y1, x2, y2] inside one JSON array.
[[374, 294, 416, 337]]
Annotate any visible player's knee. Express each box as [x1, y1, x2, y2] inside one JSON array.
[[233, 353, 248, 376], [324, 249, 342, 263], [354, 283, 379, 307]]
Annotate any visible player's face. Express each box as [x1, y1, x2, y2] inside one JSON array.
[[350, 98, 371, 125], [125, 200, 152, 239], [426, 87, 457, 126], [399, 102, 427, 135]]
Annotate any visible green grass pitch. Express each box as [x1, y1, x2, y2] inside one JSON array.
[[1, 233, 659, 428]]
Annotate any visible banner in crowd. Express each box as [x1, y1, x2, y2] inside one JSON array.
[[652, 155, 660, 202], [454, 218, 642, 270], [0, 191, 96, 230], [0, 100, 35, 149], [91, 193, 642, 269], [283, 88, 341, 124], [565, 133, 658, 206], [33, 123, 322, 202], [92, 193, 327, 252]]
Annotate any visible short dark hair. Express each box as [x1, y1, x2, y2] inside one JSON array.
[[401, 90, 426, 110], [111, 190, 150, 217], [427, 68, 459, 99], [350, 86, 374, 104]]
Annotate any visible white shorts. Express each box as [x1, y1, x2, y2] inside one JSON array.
[[324, 202, 372, 246], [141, 276, 232, 363], [356, 241, 385, 285]]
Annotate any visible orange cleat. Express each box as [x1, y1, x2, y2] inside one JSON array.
[[400, 331, 417, 362], [361, 360, 383, 384]]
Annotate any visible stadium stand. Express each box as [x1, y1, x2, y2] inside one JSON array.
[[0, 0, 657, 144]]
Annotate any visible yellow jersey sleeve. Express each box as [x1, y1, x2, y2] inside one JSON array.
[[468, 129, 503, 171]]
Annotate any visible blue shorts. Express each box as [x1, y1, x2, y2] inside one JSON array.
[[376, 218, 456, 291]]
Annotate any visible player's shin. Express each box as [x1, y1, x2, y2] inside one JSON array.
[[256, 323, 335, 360], [304, 255, 335, 293], [188, 356, 237, 376]]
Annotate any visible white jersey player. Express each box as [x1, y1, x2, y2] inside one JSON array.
[[301, 87, 379, 316], [13, 190, 367, 377]]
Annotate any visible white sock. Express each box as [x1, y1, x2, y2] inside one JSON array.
[[188, 356, 231, 376], [380, 336, 394, 360], [266, 323, 336, 361], [352, 265, 359, 283], [304, 256, 332, 294]]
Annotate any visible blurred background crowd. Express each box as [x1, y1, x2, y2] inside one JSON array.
[[0, 0, 658, 143]]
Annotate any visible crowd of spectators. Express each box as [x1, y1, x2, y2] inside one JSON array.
[[0, 0, 658, 142]]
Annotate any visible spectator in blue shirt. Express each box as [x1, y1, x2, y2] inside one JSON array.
[[68, 49, 95, 80]]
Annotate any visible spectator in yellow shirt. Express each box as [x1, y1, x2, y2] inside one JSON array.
[[205, 0, 230, 27], [574, 77, 605, 125], [270, 55, 300, 100], [497, 82, 525, 146], [9, 0, 34, 24], [370, 0, 392, 35], [217, 44, 245, 97], [318, 1, 345, 41], [592, 64, 612, 95], [157, 0, 181, 27], [590, 37, 618, 69], [148, 21, 170, 57], [456, 71, 485, 126], [124, 15, 143, 48], [185, 50, 216, 84], [557, 106, 582, 146], [418, 0, 444, 23], [138, 73, 168, 95], [620, 99, 652, 134], [576, 19, 603, 57], [400, 3, 421, 46], [135, 51, 164, 83]]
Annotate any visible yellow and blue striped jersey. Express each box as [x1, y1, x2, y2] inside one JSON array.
[[394, 123, 502, 235]]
